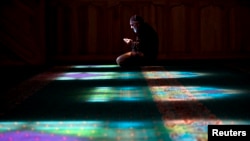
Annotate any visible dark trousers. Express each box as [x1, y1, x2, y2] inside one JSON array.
[[116, 51, 156, 67]]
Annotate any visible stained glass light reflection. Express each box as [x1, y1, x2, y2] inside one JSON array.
[[80, 86, 152, 102], [55, 72, 143, 80], [0, 120, 168, 141], [150, 86, 242, 101], [143, 71, 209, 78], [72, 65, 118, 68]]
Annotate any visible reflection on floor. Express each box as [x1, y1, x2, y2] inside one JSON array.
[[0, 64, 250, 141]]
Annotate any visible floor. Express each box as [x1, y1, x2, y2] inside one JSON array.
[[0, 60, 250, 141]]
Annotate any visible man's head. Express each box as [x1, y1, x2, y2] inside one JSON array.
[[129, 15, 144, 33]]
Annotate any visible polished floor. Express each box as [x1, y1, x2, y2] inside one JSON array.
[[0, 61, 250, 141]]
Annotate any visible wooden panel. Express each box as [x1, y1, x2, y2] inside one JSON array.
[[70, 7, 80, 55], [238, 6, 250, 52], [77, 5, 88, 55], [170, 5, 187, 52], [155, 5, 168, 56], [200, 6, 224, 52], [87, 5, 98, 54], [44, 0, 250, 62], [0, 0, 46, 65]]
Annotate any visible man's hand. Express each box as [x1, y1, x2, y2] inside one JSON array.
[[123, 38, 133, 45]]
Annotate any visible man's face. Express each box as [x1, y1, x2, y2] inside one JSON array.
[[130, 21, 140, 33]]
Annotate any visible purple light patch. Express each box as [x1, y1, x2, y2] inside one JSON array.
[[64, 73, 102, 79], [0, 131, 89, 141]]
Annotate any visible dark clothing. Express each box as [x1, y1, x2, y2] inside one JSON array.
[[135, 22, 159, 61], [116, 22, 159, 67]]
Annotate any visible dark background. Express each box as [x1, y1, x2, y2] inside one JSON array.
[[1, 0, 250, 66]]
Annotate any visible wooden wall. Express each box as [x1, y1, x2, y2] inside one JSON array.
[[1, 0, 250, 66], [0, 0, 46, 66], [46, 0, 250, 63]]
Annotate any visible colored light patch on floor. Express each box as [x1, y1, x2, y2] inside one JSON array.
[[141, 66, 250, 141], [0, 65, 172, 141], [0, 131, 86, 141], [78, 86, 152, 102], [2, 65, 250, 141], [72, 65, 118, 69], [55, 71, 143, 80], [149, 86, 242, 101], [0, 120, 168, 141], [143, 70, 210, 78]]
